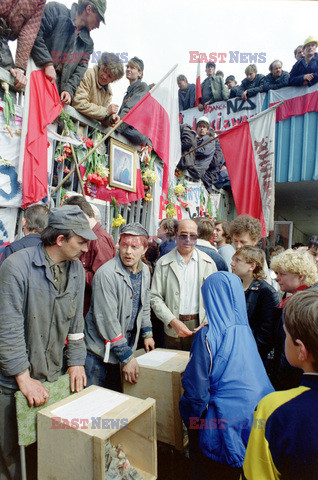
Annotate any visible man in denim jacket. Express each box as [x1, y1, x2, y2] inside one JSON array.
[[85, 223, 154, 391]]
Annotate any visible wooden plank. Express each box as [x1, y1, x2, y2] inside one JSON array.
[[93, 437, 105, 480], [38, 387, 157, 479], [135, 199, 142, 223], [123, 350, 189, 449]]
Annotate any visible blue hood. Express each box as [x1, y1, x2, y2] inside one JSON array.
[[186, 272, 274, 467]]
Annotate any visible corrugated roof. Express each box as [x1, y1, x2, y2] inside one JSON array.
[[262, 92, 318, 183], [275, 111, 318, 183]]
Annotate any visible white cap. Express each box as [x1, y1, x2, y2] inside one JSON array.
[[196, 116, 210, 126]]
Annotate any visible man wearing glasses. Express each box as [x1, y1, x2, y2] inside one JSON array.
[[151, 219, 217, 351]]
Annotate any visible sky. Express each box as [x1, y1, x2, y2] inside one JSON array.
[[11, 0, 318, 104]]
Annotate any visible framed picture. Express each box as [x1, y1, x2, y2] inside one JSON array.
[[109, 138, 137, 192], [274, 221, 293, 249]]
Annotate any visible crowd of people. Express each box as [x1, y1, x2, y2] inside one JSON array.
[[1, 3, 317, 195], [178, 35, 318, 111], [0, 199, 318, 479], [1, 2, 318, 479]]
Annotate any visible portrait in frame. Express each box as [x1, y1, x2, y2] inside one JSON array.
[[109, 138, 137, 192]]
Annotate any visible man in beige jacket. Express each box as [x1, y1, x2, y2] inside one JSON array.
[[72, 51, 124, 125], [151, 219, 217, 351]]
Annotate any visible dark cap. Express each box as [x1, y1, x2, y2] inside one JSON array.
[[225, 75, 236, 84], [206, 62, 216, 68], [89, 0, 107, 23], [48, 206, 97, 240], [120, 222, 148, 237], [129, 56, 144, 71]]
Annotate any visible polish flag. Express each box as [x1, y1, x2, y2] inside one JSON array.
[[218, 107, 277, 237], [122, 66, 181, 196], [195, 55, 202, 107], [21, 69, 62, 207], [270, 83, 318, 122]]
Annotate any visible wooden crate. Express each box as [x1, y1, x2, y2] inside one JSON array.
[[38, 385, 157, 480], [123, 348, 190, 450]]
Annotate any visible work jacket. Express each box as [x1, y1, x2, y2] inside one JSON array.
[[0, 244, 86, 389], [289, 53, 318, 87], [85, 255, 152, 364], [237, 73, 265, 98], [72, 65, 113, 121], [0, 0, 46, 71], [200, 75, 230, 105], [150, 247, 217, 338], [31, 2, 94, 97], [262, 71, 290, 91]]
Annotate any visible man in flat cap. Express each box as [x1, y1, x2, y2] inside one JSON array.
[[0, 205, 96, 479], [31, 0, 107, 105], [85, 222, 155, 391], [116, 56, 151, 145]]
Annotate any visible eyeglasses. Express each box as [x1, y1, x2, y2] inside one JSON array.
[[178, 234, 198, 242]]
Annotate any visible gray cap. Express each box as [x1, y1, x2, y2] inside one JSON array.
[[48, 206, 97, 241], [120, 222, 148, 238]]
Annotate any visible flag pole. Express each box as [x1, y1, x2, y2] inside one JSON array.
[[51, 119, 124, 195], [148, 64, 178, 94], [51, 64, 179, 196], [180, 101, 285, 158]]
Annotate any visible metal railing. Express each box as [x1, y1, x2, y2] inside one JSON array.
[[0, 66, 232, 242]]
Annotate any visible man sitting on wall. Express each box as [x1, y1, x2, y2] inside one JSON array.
[[289, 36, 318, 87], [0, 0, 46, 90], [262, 60, 290, 92], [237, 64, 265, 101], [177, 74, 196, 111], [116, 56, 151, 145], [294, 45, 304, 61], [198, 62, 229, 111], [225, 75, 239, 98], [31, 0, 106, 105], [72, 51, 124, 125]]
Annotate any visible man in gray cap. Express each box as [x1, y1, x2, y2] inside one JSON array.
[[31, 0, 107, 105], [0, 205, 96, 479], [116, 56, 151, 145], [85, 222, 155, 391]]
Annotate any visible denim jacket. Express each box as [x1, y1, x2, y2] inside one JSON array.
[[85, 255, 152, 364]]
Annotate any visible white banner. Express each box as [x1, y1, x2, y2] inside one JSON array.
[[249, 107, 276, 233], [0, 108, 23, 207], [0, 207, 19, 258], [180, 92, 266, 132]]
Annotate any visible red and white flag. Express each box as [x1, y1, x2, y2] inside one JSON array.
[[21, 69, 62, 207], [122, 65, 181, 197], [270, 83, 318, 122], [195, 55, 202, 107], [218, 107, 277, 237]]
